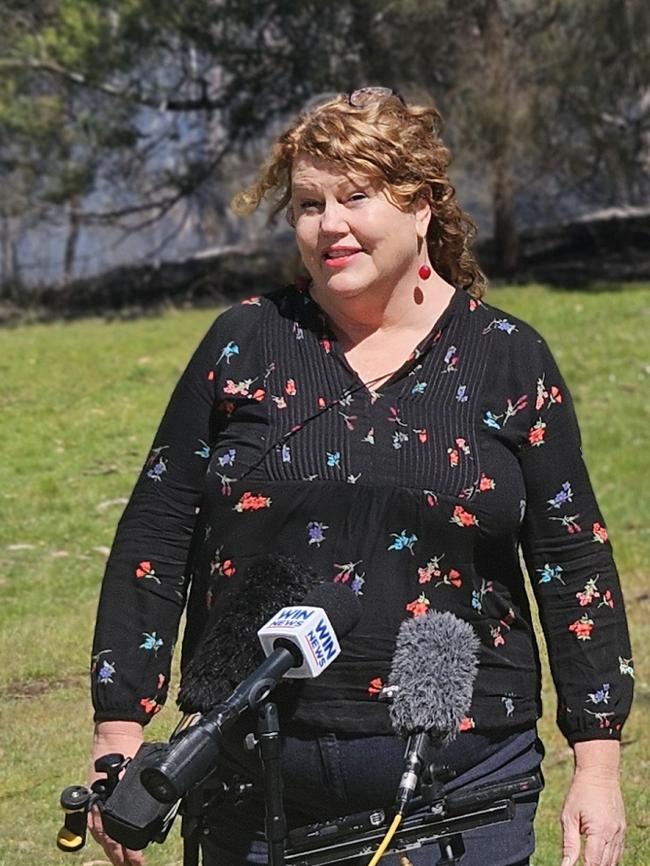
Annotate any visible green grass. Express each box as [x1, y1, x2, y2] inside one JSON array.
[[1, 284, 648, 865]]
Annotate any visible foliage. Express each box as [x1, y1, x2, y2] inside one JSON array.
[[0, 283, 649, 865]]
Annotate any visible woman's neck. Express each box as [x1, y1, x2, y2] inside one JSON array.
[[312, 272, 456, 351]]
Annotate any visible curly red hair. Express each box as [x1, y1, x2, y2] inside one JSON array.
[[232, 92, 486, 298]]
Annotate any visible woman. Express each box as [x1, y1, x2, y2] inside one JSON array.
[[89, 89, 633, 866]]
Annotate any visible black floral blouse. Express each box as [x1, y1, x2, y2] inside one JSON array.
[[91, 285, 634, 744]]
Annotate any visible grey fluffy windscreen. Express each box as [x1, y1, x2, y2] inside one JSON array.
[[388, 611, 480, 744]]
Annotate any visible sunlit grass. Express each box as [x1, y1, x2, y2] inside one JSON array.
[[1, 284, 648, 865]]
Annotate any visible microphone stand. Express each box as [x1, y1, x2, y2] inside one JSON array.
[[254, 700, 287, 866]]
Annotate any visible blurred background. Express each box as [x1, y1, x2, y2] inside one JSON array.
[[0, 0, 648, 319]]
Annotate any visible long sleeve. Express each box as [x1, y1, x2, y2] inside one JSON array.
[[91, 314, 227, 724], [518, 338, 634, 744]]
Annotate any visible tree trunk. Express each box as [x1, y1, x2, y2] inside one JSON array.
[[63, 199, 80, 284], [493, 149, 519, 277]]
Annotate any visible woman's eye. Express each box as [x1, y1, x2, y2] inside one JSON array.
[[300, 199, 321, 211], [349, 192, 367, 202]]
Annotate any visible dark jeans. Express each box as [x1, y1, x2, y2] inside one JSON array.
[[198, 724, 543, 866]]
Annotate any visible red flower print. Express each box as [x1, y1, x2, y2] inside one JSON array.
[[448, 448, 459, 467], [406, 593, 431, 617], [233, 492, 272, 512], [415, 428, 428, 444], [576, 577, 600, 606], [451, 505, 479, 527], [569, 614, 594, 640], [285, 378, 297, 396], [479, 474, 495, 492], [469, 299, 478, 312], [528, 419, 546, 447], [368, 677, 384, 696], [135, 560, 160, 583], [136, 560, 153, 578], [448, 569, 462, 588], [320, 338, 332, 354], [491, 626, 505, 647], [424, 491, 438, 508], [207, 370, 215, 381], [253, 389, 266, 401], [318, 396, 326, 409], [592, 522, 608, 544], [599, 589, 614, 609], [216, 399, 235, 416], [549, 385, 562, 404], [139, 697, 161, 715], [459, 715, 475, 731]]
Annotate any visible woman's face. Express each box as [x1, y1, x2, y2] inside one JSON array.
[[290, 154, 430, 306]]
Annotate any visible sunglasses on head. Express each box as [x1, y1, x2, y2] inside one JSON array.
[[345, 87, 406, 107]]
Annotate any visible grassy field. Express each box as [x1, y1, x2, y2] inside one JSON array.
[[1, 283, 648, 866]]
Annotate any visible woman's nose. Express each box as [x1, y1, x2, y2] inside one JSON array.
[[319, 200, 349, 234]]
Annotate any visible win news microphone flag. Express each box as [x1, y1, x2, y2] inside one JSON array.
[[142, 580, 362, 803], [388, 610, 481, 814]]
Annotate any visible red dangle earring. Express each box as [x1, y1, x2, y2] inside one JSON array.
[[414, 264, 431, 305]]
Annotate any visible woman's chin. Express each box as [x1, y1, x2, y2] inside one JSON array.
[[313, 273, 373, 302]]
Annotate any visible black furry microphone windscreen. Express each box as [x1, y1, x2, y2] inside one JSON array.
[[388, 610, 481, 745], [177, 554, 323, 713]]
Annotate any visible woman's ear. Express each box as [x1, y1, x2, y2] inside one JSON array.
[[414, 195, 432, 240]]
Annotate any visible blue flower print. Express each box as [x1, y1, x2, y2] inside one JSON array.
[[547, 481, 574, 510], [586, 684, 610, 705], [216, 341, 240, 365], [442, 345, 459, 373], [195, 440, 211, 458], [218, 448, 237, 467], [281, 443, 291, 463], [146, 456, 167, 482], [471, 578, 493, 613], [482, 318, 518, 335], [98, 659, 116, 684], [334, 561, 366, 595], [307, 521, 329, 547], [140, 632, 164, 655], [619, 657, 634, 678], [327, 451, 341, 468], [411, 381, 428, 395], [456, 384, 468, 403], [388, 530, 418, 555], [483, 411, 502, 430], [536, 563, 566, 585]]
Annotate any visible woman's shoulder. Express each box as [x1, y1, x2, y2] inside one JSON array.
[[464, 293, 554, 363], [205, 284, 300, 337]]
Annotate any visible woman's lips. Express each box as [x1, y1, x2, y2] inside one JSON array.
[[322, 249, 362, 268]]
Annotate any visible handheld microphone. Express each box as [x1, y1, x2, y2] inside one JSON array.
[[388, 611, 480, 814], [141, 582, 362, 803], [178, 554, 324, 713]]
